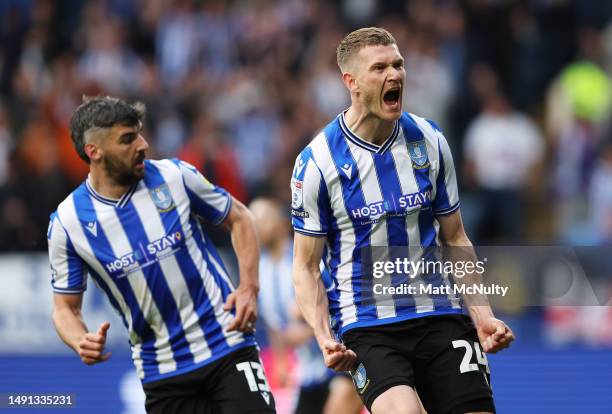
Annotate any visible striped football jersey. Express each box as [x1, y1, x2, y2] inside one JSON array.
[[291, 112, 463, 336], [48, 159, 255, 383]]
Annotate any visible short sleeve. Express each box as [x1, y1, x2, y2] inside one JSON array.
[[290, 150, 331, 237], [175, 159, 232, 225], [432, 128, 460, 216], [48, 213, 87, 294]]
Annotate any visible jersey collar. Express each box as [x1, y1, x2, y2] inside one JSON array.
[[85, 177, 139, 208], [339, 111, 400, 155]]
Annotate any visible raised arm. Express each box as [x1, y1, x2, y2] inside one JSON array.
[[293, 233, 356, 371], [437, 210, 515, 353]]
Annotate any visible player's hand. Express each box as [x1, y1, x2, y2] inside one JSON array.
[[224, 284, 258, 333], [78, 321, 112, 365], [320, 338, 357, 372], [476, 317, 515, 353]]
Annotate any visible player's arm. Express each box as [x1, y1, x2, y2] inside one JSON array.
[[48, 214, 110, 364], [52, 293, 111, 364], [437, 210, 515, 353], [175, 159, 259, 332], [293, 233, 356, 371], [221, 197, 260, 332]]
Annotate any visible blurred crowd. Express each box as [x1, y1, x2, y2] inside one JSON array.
[[0, 0, 612, 251]]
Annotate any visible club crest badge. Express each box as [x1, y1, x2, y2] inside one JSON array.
[[352, 363, 370, 394], [408, 140, 429, 169], [150, 184, 175, 212]]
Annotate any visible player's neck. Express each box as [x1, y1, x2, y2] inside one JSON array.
[[88, 167, 132, 201], [344, 106, 395, 146]]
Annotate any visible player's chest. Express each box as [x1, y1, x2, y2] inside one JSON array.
[[83, 187, 191, 279], [328, 150, 437, 229]]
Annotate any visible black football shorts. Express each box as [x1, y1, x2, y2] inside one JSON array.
[[143, 346, 276, 414], [342, 314, 495, 414]]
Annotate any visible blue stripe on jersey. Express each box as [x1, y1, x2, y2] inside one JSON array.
[[185, 187, 228, 225], [169, 158, 231, 225], [65, 230, 86, 291], [426, 119, 442, 132], [324, 121, 377, 323], [71, 188, 159, 379], [119, 200, 195, 369], [317, 163, 333, 232], [295, 147, 313, 180], [191, 219, 233, 301], [145, 163, 230, 352], [402, 114, 453, 309], [48, 212, 57, 239], [85, 264, 130, 331], [190, 219, 257, 346], [402, 114, 436, 248], [371, 152, 415, 313], [433, 140, 452, 213], [325, 209, 343, 334]]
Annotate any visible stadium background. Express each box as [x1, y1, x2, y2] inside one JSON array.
[[0, 0, 611, 412]]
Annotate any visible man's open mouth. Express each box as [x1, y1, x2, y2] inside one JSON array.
[[135, 153, 146, 167], [383, 88, 401, 106]]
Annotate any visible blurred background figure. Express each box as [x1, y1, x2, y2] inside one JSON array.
[[462, 63, 544, 242], [250, 197, 363, 414], [0, 1, 611, 413]]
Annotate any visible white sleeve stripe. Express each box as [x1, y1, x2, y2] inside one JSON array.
[[49, 215, 74, 290], [302, 160, 325, 231], [53, 287, 86, 294], [294, 228, 327, 236], [434, 202, 460, 216]]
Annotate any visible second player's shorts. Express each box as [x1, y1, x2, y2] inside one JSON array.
[[342, 314, 495, 414], [143, 346, 276, 414]]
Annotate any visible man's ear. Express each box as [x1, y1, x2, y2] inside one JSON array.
[[342, 71, 359, 94], [84, 142, 101, 162]]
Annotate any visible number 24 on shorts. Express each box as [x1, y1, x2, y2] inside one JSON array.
[[452, 340, 490, 374]]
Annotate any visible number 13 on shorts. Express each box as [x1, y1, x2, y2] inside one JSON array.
[[236, 361, 271, 392]]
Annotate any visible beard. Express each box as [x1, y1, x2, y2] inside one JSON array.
[[102, 152, 145, 187]]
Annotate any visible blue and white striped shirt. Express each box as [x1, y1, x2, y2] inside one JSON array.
[[48, 159, 255, 383], [291, 112, 462, 337]]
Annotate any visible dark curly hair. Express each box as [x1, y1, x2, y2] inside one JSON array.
[[69, 96, 145, 163]]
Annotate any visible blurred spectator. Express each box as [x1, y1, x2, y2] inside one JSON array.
[[545, 26, 612, 242], [402, 24, 455, 132], [78, 11, 146, 95], [463, 64, 544, 242], [250, 197, 337, 413], [156, 0, 199, 89], [0, 111, 68, 250], [307, 28, 350, 120], [589, 139, 612, 244], [178, 112, 247, 202], [0, 0, 608, 252], [0, 102, 12, 186]]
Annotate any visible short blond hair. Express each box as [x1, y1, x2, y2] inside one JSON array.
[[336, 27, 396, 71]]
